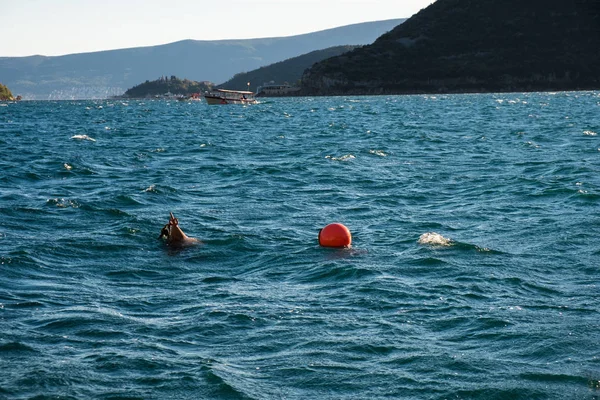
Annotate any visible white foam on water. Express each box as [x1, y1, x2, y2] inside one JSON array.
[[325, 154, 355, 161], [47, 198, 79, 208], [418, 232, 452, 246], [369, 150, 387, 157], [71, 135, 96, 142]]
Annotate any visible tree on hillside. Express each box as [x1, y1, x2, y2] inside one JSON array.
[[123, 77, 213, 98], [0, 83, 14, 100]]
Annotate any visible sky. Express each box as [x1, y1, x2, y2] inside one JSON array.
[[2, 0, 435, 57]]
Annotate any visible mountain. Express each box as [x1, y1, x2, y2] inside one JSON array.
[[300, 0, 600, 95], [218, 45, 359, 93], [0, 19, 404, 100]]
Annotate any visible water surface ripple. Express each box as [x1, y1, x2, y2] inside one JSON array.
[[1, 93, 599, 399]]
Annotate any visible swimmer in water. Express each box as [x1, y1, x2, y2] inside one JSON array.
[[158, 212, 199, 247]]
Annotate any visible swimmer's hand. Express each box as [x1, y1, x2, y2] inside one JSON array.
[[169, 212, 179, 227], [161, 212, 200, 246]]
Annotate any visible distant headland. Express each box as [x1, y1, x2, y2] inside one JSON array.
[[0, 83, 20, 101], [300, 0, 600, 95], [117, 45, 362, 99], [118, 76, 212, 99]]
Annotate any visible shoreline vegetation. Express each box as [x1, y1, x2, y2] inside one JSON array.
[[116, 76, 213, 99], [298, 0, 600, 96], [0, 83, 20, 101]]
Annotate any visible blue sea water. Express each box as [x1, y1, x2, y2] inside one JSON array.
[[0, 92, 599, 399]]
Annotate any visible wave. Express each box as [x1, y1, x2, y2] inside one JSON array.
[[70, 134, 96, 142], [0, 341, 38, 354], [291, 256, 376, 285], [418, 232, 452, 246], [417, 232, 501, 254], [46, 197, 80, 208], [203, 364, 260, 400], [2, 95, 599, 399], [325, 154, 355, 161]]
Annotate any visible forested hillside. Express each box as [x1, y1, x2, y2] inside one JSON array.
[[301, 0, 600, 95], [123, 76, 211, 98], [218, 46, 359, 92]]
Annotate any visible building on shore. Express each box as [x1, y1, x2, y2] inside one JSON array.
[[256, 83, 301, 97]]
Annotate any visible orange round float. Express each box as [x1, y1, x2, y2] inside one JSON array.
[[318, 223, 352, 248]]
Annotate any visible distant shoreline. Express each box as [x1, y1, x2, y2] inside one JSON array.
[[265, 86, 600, 98], [6, 87, 600, 102]]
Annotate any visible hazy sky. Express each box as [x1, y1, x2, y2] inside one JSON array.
[[2, 0, 435, 57]]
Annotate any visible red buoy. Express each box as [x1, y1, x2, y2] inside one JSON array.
[[319, 223, 352, 248]]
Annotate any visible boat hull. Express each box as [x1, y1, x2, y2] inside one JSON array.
[[204, 95, 257, 105], [204, 89, 258, 105]]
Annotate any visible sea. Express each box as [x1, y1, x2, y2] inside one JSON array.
[[1, 92, 599, 400]]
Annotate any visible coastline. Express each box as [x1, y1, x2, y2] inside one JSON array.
[[294, 82, 600, 97], [255, 85, 600, 98], [6, 86, 600, 102]]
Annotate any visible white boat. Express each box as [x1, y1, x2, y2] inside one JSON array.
[[204, 89, 257, 105]]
